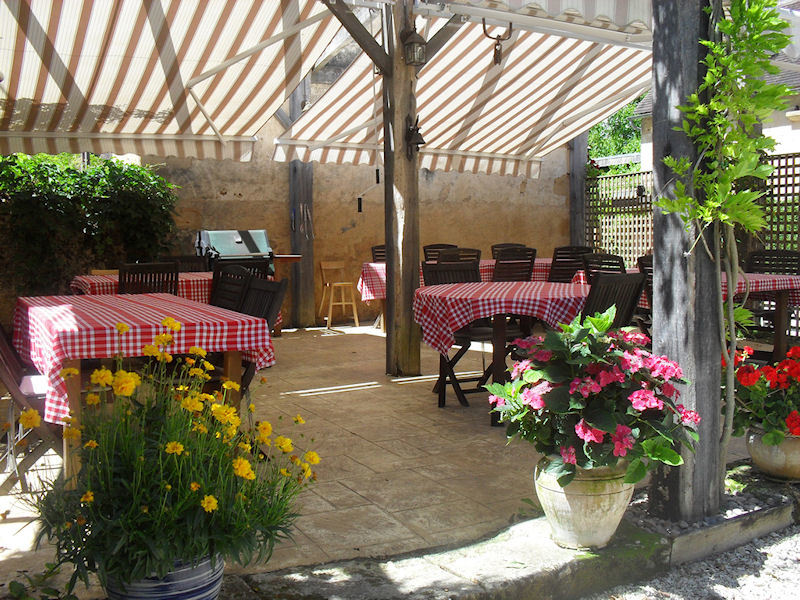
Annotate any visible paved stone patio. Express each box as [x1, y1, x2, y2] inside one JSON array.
[[0, 325, 544, 598]]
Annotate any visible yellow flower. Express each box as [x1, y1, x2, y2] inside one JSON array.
[[190, 482, 201, 492], [115, 322, 130, 334], [202, 361, 215, 371], [189, 367, 206, 379], [112, 370, 141, 396], [192, 422, 208, 434], [256, 433, 271, 446], [142, 344, 160, 357], [181, 394, 204, 413], [200, 495, 218, 512], [154, 333, 173, 346], [210, 403, 238, 425], [185, 357, 196, 366], [19, 408, 41, 429], [260, 376, 268, 384], [248, 403, 255, 413], [257, 421, 272, 437], [238, 441, 252, 453], [274, 436, 293, 453], [161, 317, 182, 332], [290, 455, 300, 465], [90, 368, 113, 387], [165, 441, 184, 455], [301, 462, 312, 479], [304, 451, 321, 465], [222, 380, 240, 392], [63, 426, 81, 441], [59, 367, 79, 379], [80, 491, 94, 504], [280, 468, 291, 477], [189, 346, 207, 358], [85, 393, 100, 406], [83, 439, 98, 449], [293, 414, 305, 424], [159, 351, 173, 363], [165, 483, 172, 491], [232, 457, 256, 480]]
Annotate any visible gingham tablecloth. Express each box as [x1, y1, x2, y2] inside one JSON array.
[[13, 293, 275, 423], [70, 272, 213, 303], [726, 272, 800, 306], [358, 258, 554, 301], [413, 281, 590, 355]]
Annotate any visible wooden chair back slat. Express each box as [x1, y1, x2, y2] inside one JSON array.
[[437, 247, 482, 263], [491, 243, 526, 259], [162, 255, 209, 272], [637, 254, 654, 306], [371, 245, 387, 262], [548, 245, 593, 283], [240, 278, 289, 329], [118, 262, 179, 295], [746, 250, 800, 275], [210, 265, 252, 311], [423, 243, 457, 262], [422, 260, 480, 285], [493, 247, 537, 281], [582, 252, 626, 284], [583, 272, 645, 329]]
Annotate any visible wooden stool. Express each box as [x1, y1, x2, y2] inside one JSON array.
[[318, 261, 360, 328]]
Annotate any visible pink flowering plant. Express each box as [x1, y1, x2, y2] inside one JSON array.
[[485, 307, 700, 487]]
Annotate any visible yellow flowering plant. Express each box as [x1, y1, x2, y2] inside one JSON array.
[[32, 319, 319, 594]]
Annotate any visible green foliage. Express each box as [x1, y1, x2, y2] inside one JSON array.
[[485, 307, 698, 487], [32, 324, 317, 593], [656, 0, 790, 234], [588, 96, 644, 159], [0, 153, 177, 295]]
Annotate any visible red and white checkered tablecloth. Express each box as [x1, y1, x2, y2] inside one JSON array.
[[413, 281, 590, 355], [70, 272, 213, 303], [359, 258, 554, 302], [13, 293, 275, 424], [725, 272, 800, 306]]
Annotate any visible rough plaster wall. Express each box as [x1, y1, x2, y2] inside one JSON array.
[[149, 145, 570, 326]]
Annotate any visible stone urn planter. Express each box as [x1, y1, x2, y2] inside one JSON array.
[[746, 428, 800, 480], [534, 457, 634, 549], [105, 555, 224, 600]]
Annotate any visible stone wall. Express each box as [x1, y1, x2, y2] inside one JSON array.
[[150, 141, 571, 327]]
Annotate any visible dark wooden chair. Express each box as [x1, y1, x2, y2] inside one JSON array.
[[371, 245, 387, 262], [745, 250, 800, 334], [422, 261, 521, 407], [437, 247, 482, 262], [423, 243, 457, 262], [582, 272, 646, 328], [582, 252, 626, 284], [118, 262, 179, 295], [234, 278, 289, 395], [212, 257, 272, 279], [209, 264, 252, 311], [491, 243, 527, 259], [0, 326, 62, 495], [162, 254, 208, 272], [548, 245, 592, 283], [493, 246, 536, 281]]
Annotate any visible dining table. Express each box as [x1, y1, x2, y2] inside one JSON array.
[[13, 293, 275, 479], [413, 272, 800, 425], [70, 271, 213, 302]]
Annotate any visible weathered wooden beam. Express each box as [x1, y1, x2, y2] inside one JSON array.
[[569, 131, 588, 246], [417, 15, 464, 74], [321, 0, 391, 75], [649, 0, 721, 521], [384, 2, 421, 376]]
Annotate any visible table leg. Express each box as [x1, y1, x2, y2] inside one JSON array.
[[491, 314, 508, 427], [773, 290, 789, 360], [63, 359, 83, 486], [222, 351, 243, 413]]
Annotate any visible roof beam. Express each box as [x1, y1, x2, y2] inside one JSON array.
[[321, 0, 391, 75]]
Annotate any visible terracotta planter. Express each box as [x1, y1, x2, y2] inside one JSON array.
[[746, 428, 800, 480], [534, 457, 634, 549], [105, 555, 224, 600]]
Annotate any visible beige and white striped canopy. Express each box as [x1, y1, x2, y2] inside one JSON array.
[[0, 0, 340, 161], [274, 12, 652, 178]]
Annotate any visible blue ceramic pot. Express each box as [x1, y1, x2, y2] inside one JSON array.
[[105, 555, 224, 600]]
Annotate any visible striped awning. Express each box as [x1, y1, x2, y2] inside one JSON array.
[[0, 0, 341, 161], [274, 14, 652, 177]]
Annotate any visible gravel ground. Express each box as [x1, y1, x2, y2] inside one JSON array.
[[581, 524, 800, 599]]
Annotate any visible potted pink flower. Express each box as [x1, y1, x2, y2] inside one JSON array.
[[485, 307, 699, 548]]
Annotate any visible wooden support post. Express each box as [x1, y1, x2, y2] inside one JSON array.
[[569, 131, 588, 246], [649, 0, 720, 521], [384, 2, 421, 376]]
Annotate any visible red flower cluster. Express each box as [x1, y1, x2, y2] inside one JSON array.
[[786, 410, 800, 435], [737, 356, 800, 390]]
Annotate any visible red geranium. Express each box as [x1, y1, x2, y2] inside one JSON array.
[[786, 410, 800, 436]]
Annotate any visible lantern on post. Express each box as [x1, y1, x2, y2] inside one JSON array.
[[401, 27, 426, 66]]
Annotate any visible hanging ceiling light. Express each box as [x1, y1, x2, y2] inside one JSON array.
[[482, 19, 512, 65], [401, 27, 427, 66]]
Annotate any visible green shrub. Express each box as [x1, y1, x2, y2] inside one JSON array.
[[0, 153, 177, 295]]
